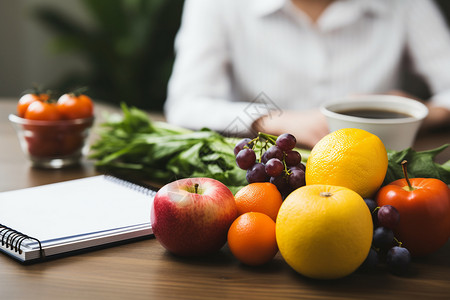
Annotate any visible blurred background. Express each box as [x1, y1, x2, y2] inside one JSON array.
[[1, 0, 449, 112], [0, 0, 183, 111]]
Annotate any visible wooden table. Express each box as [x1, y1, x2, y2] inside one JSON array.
[[0, 99, 449, 299]]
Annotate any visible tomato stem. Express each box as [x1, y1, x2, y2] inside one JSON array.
[[401, 160, 414, 191], [70, 86, 89, 97]]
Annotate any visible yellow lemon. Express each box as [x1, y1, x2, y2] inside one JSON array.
[[276, 185, 373, 280], [305, 128, 388, 198]]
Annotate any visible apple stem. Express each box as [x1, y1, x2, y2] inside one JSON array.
[[194, 183, 199, 194], [401, 160, 414, 191]]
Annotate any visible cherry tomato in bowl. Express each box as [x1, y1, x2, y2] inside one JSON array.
[[24, 101, 61, 121], [11, 88, 96, 168], [8, 114, 95, 168], [17, 92, 50, 118], [57, 93, 94, 119]]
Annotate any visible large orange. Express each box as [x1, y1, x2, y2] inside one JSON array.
[[305, 128, 388, 198], [234, 182, 283, 221], [227, 212, 278, 266], [276, 185, 373, 279]]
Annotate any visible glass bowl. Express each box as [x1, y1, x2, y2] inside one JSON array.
[[8, 114, 95, 169]]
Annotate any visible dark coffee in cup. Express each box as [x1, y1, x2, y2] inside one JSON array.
[[320, 95, 429, 150], [335, 109, 413, 119]]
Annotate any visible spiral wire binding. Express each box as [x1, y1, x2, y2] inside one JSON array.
[[104, 174, 157, 197], [0, 224, 44, 257]]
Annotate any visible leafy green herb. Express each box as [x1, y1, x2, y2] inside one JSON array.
[[90, 103, 248, 194], [383, 144, 450, 186]]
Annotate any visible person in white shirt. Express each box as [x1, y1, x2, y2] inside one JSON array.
[[164, 0, 450, 148]]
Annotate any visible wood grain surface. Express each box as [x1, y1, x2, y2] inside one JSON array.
[[0, 99, 449, 300]]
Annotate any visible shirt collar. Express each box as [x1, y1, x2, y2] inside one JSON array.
[[251, 0, 390, 18], [317, 0, 391, 32], [251, 0, 287, 17], [351, 0, 390, 16]]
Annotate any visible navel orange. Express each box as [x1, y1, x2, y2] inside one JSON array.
[[276, 184, 373, 279], [305, 128, 388, 198]]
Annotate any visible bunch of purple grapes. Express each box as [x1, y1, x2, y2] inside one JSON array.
[[234, 133, 306, 197], [362, 199, 411, 275]]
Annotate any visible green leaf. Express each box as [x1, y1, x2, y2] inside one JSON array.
[[90, 104, 248, 192], [383, 144, 450, 185]]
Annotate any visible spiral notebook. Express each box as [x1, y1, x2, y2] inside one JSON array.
[[0, 175, 157, 263]]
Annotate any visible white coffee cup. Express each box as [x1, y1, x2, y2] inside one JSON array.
[[320, 95, 429, 151]]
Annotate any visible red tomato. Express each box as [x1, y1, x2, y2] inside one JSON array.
[[57, 93, 94, 119], [60, 133, 84, 155], [26, 135, 61, 157], [376, 176, 450, 257], [17, 93, 50, 118], [24, 101, 61, 121]]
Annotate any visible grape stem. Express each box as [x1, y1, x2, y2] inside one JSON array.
[[248, 135, 270, 163], [257, 132, 277, 144], [248, 136, 259, 148], [283, 153, 290, 176], [248, 132, 278, 163], [257, 132, 290, 176], [260, 139, 270, 161]]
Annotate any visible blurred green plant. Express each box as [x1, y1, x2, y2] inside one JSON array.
[[32, 0, 184, 111]]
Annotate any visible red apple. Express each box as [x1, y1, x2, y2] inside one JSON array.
[[151, 177, 237, 256]]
